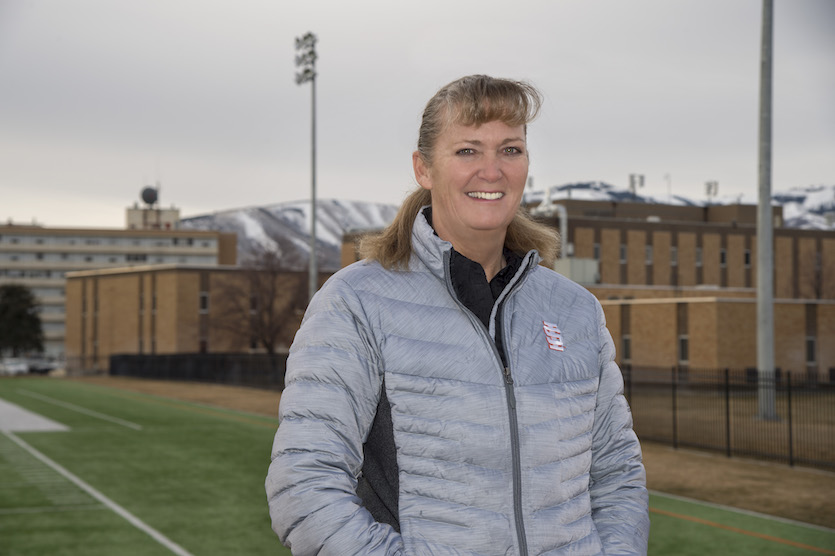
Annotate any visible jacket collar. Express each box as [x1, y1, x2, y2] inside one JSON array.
[[408, 206, 452, 281], [408, 206, 542, 282]]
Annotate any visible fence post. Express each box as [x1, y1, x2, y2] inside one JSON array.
[[787, 371, 794, 467], [724, 368, 731, 458], [672, 366, 678, 449]]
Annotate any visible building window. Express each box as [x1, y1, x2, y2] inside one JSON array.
[[806, 337, 816, 364], [250, 337, 258, 350], [671, 246, 678, 267], [678, 335, 689, 364], [619, 244, 627, 264], [593, 243, 600, 260], [250, 294, 258, 313], [36, 252, 44, 260], [720, 248, 727, 268], [744, 249, 751, 268], [695, 247, 703, 267], [199, 292, 209, 314], [645, 245, 653, 265], [199, 339, 208, 353], [622, 335, 631, 362]]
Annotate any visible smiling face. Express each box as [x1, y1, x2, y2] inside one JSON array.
[[413, 119, 528, 251]]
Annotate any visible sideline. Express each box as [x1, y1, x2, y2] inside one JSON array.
[[650, 490, 835, 533], [17, 389, 142, 431], [649, 508, 835, 554], [2, 430, 194, 556]]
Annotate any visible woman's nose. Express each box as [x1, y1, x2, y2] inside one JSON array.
[[478, 155, 502, 182]]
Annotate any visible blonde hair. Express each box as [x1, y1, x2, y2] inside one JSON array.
[[361, 75, 560, 269]]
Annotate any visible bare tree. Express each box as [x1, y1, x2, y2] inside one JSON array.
[[211, 244, 306, 357]]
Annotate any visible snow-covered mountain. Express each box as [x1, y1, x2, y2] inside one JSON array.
[[181, 184, 834, 271], [523, 182, 835, 230], [522, 181, 702, 207], [181, 199, 397, 271], [773, 185, 835, 230]]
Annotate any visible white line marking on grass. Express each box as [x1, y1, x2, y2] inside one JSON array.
[[17, 390, 142, 431], [2, 430, 194, 556], [0, 398, 69, 432], [650, 489, 835, 533]]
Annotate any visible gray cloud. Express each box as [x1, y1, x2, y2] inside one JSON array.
[[1, 0, 832, 227]]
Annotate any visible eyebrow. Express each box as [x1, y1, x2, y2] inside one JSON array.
[[458, 137, 525, 146]]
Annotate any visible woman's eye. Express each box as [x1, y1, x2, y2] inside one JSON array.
[[504, 146, 522, 155], [456, 148, 475, 156]]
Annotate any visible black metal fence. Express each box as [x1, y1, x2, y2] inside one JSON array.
[[109, 352, 288, 391], [623, 366, 835, 470]]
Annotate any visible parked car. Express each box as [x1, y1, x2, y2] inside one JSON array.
[[0, 358, 29, 376], [27, 358, 60, 374]]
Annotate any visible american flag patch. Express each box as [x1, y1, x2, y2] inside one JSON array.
[[543, 321, 565, 352]]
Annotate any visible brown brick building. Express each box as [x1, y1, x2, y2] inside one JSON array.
[[0, 223, 236, 359], [64, 265, 329, 373], [343, 200, 835, 379]]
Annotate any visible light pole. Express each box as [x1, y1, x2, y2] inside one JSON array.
[[756, 1, 777, 420], [295, 31, 318, 302]]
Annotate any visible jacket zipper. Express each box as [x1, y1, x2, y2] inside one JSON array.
[[442, 250, 534, 556], [502, 364, 528, 556]]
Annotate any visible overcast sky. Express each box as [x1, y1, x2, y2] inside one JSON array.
[[1, 0, 833, 228]]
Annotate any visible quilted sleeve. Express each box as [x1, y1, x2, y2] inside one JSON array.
[[265, 275, 404, 556], [589, 299, 650, 555]]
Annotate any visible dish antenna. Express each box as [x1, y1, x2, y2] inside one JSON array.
[[141, 185, 159, 207]]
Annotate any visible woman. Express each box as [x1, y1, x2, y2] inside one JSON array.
[[266, 75, 649, 555]]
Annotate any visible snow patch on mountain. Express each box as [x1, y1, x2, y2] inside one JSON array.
[[181, 199, 398, 271]]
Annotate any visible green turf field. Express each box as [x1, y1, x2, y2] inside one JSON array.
[[1, 377, 833, 555]]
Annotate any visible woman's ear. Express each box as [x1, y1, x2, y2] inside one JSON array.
[[412, 151, 432, 191]]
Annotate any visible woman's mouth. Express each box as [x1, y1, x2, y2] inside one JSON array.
[[467, 192, 504, 200]]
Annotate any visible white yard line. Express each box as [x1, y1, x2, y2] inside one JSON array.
[[2, 430, 194, 556], [17, 390, 142, 431], [650, 489, 835, 533]]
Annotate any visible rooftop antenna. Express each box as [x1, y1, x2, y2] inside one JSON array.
[[705, 180, 719, 205], [629, 174, 645, 201]]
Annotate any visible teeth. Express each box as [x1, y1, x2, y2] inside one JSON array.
[[467, 192, 504, 200]]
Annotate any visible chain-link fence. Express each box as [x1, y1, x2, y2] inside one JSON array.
[[623, 365, 835, 470]]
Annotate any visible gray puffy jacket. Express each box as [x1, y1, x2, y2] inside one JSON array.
[[266, 212, 649, 555]]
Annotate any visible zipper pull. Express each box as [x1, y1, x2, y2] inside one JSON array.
[[504, 367, 517, 409]]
